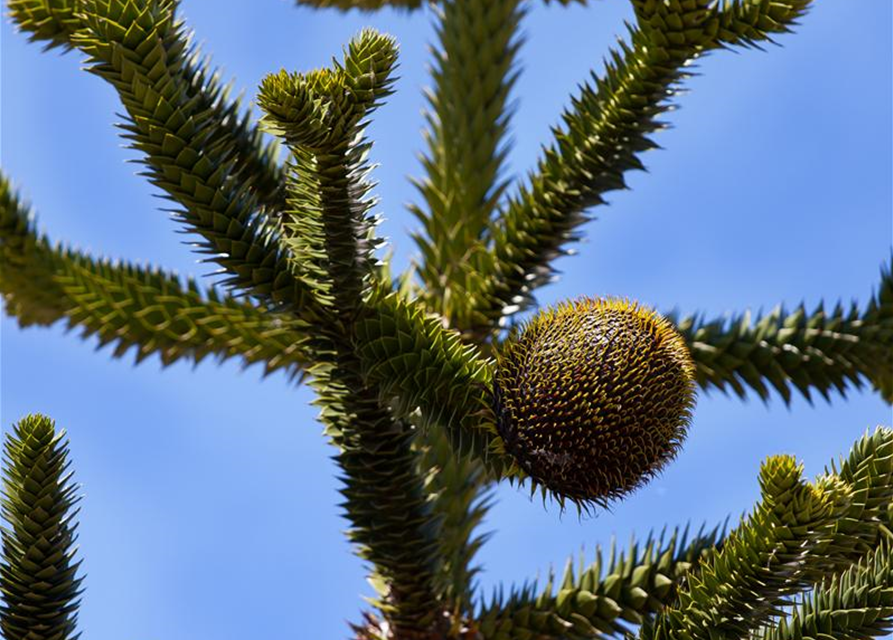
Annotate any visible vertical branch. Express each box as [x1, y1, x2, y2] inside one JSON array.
[[406, 0, 525, 616], [412, 0, 526, 333], [1, 414, 83, 640], [259, 32, 448, 635], [312, 357, 444, 634], [417, 426, 493, 618]]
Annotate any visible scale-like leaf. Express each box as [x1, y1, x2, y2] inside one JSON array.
[[0, 414, 83, 640], [674, 264, 893, 405], [0, 176, 310, 376], [477, 526, 721, 640], [471, 0, 813, 327], [755, 543, 893, 640]]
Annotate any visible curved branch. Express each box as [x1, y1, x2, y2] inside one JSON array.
[[8, 0, 286, 210], [20, 0, 326, 318], [0, 176, 309, 376], [469, 0, 814, 329]]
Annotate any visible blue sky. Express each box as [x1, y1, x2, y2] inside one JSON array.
[[1, 1, 891, 638]]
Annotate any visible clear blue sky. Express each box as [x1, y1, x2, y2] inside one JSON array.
[[1, 1, 891, 638]]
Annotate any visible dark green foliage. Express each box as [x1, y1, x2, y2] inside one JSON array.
[[402, 1, 527, 614], [1, 415, 82, 640], [71, 0, 313, 313], [478, 526, 721, 640], [643, 428, 893, 640], [675, 264, 893, 404], [0, 175, 310, 376], [756, 544, 893, 640], [411, 0, 526, 333], [494, 298, 696, 504], [3, 0, 892, 637]]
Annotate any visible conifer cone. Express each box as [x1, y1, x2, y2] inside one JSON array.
[[494, 298, 696, 504]]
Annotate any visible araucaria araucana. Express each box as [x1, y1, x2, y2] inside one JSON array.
[[1, 1, 891, 639]]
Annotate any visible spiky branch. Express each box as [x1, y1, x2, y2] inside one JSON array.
[[257, 31, 448, 633], [8, 0, 286, 209], [755, 543, 893, 640], [0, 414, 82, 640], [412, 0, 525, 333], [68, 0, 319, 315], [477, 526, 721, 640], [642, 427, 893, 640], [0, 175, 310, 376], [674, 264, 893, 404], [468, 0, 812, 327]]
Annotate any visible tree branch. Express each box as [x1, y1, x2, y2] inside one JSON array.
[[8, 0, 287, 212], [468, 0, 813, 328], [256, 31, 446, 632], [642, 427, 893, 640], [411, 0, 525, 332], [257, 30, 398, 321], [0, 414, 83, 640], [311, 344, 445, 634], [416, 425, 493, 617], [0, 176, 309, 376], [673, 263, 893, 404], [476, 525, 721, 640], [23, 0, 326, 318]]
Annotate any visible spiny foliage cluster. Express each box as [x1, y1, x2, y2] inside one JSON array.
[[1, 0, 891, 639], [1, 415, 82, 640]]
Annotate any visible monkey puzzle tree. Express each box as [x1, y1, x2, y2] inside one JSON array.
[[1, 0, 892, 639]]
